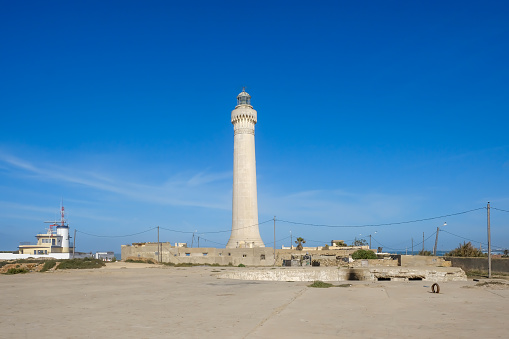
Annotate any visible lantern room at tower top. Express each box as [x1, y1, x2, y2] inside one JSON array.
[[236, 88, 252, 107]]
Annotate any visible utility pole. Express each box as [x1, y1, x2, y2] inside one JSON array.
[[157, 226, 160, 262], [433, 227, 440, 256], [290, 230, 292, 249], [422, 232, 424, 253], [369, 234, 372, 249], [198, 236, 200, 248], [433, 222, 447, 256], [412, 238, 413, 256], [73, 229, 76, 259], [273, 216, 276, 266], [487, 202, 491, 278]]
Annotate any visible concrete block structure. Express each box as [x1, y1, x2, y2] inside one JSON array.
[[121, 242, 275, 266], [226, 89, 264, 248]]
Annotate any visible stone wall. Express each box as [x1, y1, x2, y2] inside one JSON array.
[[444, 257, 509, 273], [217, 267, 467, 282], [121, 242, 276, 266], [123, 243, 452, 269], [396, 255, 452, 267]]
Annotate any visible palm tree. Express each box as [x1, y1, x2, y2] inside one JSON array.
[[295, 237, 306, 250]]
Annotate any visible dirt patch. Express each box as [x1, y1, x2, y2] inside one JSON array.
[[0, 262, 43, 274], [475, 281, 509, 289]]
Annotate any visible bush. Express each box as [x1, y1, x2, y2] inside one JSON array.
[[446, 242, 486, 257], [238, 263, 246, 267], [56, 258, 105, 270], [174, 263, 196, 267], [125, 258, 156, 264], [40, 260, 57, 272], [308, 281, 333, 288], [418, 250, 432, 256], [351, 249, 377, 259], [6, 267, 29, 274], [111, 257, 117, 262]]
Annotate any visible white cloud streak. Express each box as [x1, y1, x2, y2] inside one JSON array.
[[0, 152, 231, 210]]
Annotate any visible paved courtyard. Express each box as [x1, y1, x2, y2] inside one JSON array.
[[0, 262, 507, 338]]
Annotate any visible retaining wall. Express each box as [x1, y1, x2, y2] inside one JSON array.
[[445, 257, 509, 273]]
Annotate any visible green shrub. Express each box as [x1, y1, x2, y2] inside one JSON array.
[[56, 258, 105, 270], [174, 263, 196, 267], [308, 281, 333, 288], [6, 267, 29, 274], [418, 250, 432, 256], [446, 242, 486, 257], [111, 257, 117, 262], [351, 249, 377, 259], [238, 263, 246, 267], [40, 260, 57, 272], [125, 258, 156, 264]]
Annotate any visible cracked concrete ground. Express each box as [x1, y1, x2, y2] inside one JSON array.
[[1, 262, 507, 338]]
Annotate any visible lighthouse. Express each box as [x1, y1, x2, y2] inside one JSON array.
[[226, 89, 265, 248]]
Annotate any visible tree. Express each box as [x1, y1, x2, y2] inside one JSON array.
[[351, 249, 377, 259], [333, 240, 346, 247], [295, 237, 306, 250], [352, 238, 367, 247], [446, 242, 486, 257]]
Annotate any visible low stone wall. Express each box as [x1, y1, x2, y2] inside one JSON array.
[[121, 243, 276, 266], [445, 257, 509, 273], [217, 267, 467, 282], [396, 255, 452, 267]]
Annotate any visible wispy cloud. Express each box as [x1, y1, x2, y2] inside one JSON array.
[[0, 152, 231, 210]]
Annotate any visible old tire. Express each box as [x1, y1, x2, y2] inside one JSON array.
[[431, 283, 440, 293]]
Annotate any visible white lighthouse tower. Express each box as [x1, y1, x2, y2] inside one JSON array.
[[226, 89, 265, 248]]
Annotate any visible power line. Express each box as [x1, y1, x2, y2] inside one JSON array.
[[371, 236, 406, 251], [276, 207, 484, 228], [199, 237, 227, 246], [76, 227, 157, 238], [159, 227, 194, 234], [492, 207, 509, 213], [371, 231, 437, 252], [439, 229, 506, 250], [440, 229, 488, 247], [264, 235, 291, 246], [200, 219, 273, 234]]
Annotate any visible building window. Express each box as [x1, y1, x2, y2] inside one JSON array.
[[203, 253, 208, 256], [260, 254, 265, 260], [228, 253, 231, 256], [186, 253, 190, 256], [243, 254, 247, 258]]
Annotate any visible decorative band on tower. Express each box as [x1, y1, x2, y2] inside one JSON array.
[[226, 89, 265, 248]]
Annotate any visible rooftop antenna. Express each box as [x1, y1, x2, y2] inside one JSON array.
[[61, 198, 65, 227]]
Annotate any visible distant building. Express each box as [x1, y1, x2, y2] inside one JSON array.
[[0, 203, 89, 260], [95, 251, 115, 261]]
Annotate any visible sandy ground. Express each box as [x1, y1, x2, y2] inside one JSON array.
[[0, 262, 507, 339]]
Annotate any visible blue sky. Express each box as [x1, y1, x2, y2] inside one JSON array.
[[1, 1, 508, 253]]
